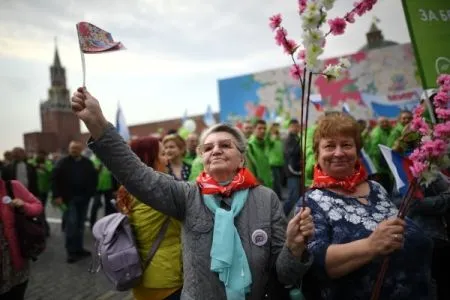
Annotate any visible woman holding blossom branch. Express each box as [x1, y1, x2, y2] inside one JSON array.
[[303, 113, 432, 300], [270, 1, 443, 299]]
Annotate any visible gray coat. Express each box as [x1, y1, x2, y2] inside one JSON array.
[[89, 125, 312, 300]]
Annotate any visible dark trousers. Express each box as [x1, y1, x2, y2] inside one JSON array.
[[38, 192, 50, 236], [271, 166, 283, 201], [432, 238, 450, 300], [89, 190, 115, 228], [0, 280, 28, 300], [284, 176, 300, 216], [64, 196, 91, 255]]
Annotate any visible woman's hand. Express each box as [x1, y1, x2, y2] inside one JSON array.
[[367, 217, 405, 256], [71, 87, 108, 139], [286, 207, 314, 257], [10, 198, 25, 208]]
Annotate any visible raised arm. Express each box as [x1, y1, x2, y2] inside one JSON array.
[[71, 87, 194, 220]]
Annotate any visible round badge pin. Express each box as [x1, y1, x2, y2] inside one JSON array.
[[251, 229, 268, 246]]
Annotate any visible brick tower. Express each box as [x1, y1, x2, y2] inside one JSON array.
[[39, 43, 81, 152]]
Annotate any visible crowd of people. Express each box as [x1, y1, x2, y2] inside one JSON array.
[[0, 88, 449, 300]]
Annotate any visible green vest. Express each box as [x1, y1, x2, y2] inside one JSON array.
[[29, 158, 53, 194], [267, 137, 285, 167], [92, 156, 113, 191], [247, 136, 273, 188]]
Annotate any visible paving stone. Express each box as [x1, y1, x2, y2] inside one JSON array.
[[25, 223, 132, 300]]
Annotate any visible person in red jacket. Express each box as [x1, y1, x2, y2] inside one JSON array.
[[0, 179, 43, 300]]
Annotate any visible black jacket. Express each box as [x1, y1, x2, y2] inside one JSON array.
[[1, 160, 38, 196], [52, 155, 98, 200], [284, 132, 302, 177]]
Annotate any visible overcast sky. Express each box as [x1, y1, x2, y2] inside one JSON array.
[[0, 0, 411, 158]]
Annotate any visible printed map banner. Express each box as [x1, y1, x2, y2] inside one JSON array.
[[402, 0, 450, 89], [218, 43, 422, 126]]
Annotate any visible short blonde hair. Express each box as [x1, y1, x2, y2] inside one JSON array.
[[162, 134, 186, 155], [313, 113, 362, 156]]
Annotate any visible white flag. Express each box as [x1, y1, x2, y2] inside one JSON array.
[[116, 103, 130, 141]]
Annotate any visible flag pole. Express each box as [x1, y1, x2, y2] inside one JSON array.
[[75, 24, 86, 87], [80, 50, 86, 88]]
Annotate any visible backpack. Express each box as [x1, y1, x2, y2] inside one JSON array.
[[5, 180, 46, 261], [90, 212, 170, 291]]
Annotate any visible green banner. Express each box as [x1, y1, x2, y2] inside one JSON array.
[[402, 0, 450, 88]]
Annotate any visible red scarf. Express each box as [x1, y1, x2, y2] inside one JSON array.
[[196, 168, 258, 197], [311, 162, 367, 193]]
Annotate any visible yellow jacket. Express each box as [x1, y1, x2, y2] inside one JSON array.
[[129, 198, 183, 291]]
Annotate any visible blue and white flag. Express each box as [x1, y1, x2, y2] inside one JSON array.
[[360, 149, 376, 176], [116, 103, 130, 142], [378, 145, 420, 197], [203, 104, 216, 127], [342, 102, 351, 115], [310, 94, 324, 111]]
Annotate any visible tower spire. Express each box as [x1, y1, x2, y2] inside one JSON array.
[[53, 36, 61, 68], [50, 36, 66, 87]]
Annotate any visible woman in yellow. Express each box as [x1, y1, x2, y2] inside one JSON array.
[[116, 136, 183, 300]]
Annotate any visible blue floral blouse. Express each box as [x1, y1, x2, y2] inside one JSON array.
[[306, 181, 433, 300]]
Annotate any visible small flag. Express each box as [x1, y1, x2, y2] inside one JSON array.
[[203, 105, 216, 127], [360, 149, 377, 176], [310, 94, 324, 112], [76, 22, 125, 53], [182, 109, 188, 124], [116, 103, 130, 142], [378, 145, 422, 197], [342, 102, 351, 115]]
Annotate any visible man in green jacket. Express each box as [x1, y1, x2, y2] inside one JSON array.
[[90, 155, 116, 229], [267, 123, 285, 200], [304, 124, 316, 188], [247, 120, 273, 189], [368, 117, 393, 193], [184, 133, 199, 166], [189, 147, 204, 181], [29, 150, 53, 236], [387, 110, 413, 147]]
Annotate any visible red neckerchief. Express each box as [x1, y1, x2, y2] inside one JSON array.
[[196, 168, 259, 197], [311, 162, 368, 193]]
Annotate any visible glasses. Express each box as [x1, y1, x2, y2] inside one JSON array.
[[198, 139, 238, 154]]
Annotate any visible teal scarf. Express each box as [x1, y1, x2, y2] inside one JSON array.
[[203, 189, 252, 300]]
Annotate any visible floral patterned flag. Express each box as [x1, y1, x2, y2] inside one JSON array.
[[76, 22, 125, 53]]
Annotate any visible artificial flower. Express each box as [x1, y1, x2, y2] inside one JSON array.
[[328, 17, 347, 35]]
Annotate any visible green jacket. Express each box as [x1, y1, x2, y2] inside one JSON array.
[[29, 158, 53, 194], [247, 136, 273, 188], [367, 126, 391, 174], [361, 130, 371, 151], [267, 136, 285, 167], [92, 156, 113, 191], [188, 156, 204, 182], [304, 125, 316, 187], [387, 123, 405, 147], [184, 152, 196, 166]]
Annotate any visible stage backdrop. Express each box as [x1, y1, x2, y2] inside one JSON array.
[[218, 43, 422, 125]]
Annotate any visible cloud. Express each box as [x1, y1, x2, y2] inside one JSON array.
[[0, 0, 411, 158]]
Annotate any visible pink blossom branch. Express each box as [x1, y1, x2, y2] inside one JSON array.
[[370, 178, 418, 300], [325, 0, 378, 37]]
